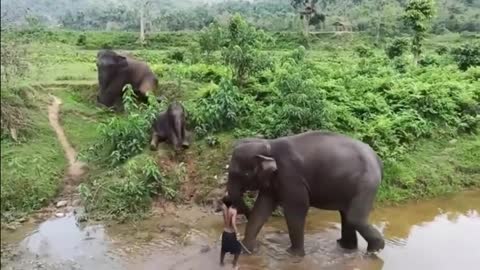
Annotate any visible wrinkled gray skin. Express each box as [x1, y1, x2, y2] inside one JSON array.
[[150, 101, 190, 151], [225, 130, 385, 257], [96, 50, 158, 110]]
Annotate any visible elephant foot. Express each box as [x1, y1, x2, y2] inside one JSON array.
[[337, 238, 358, 250], [366, 237, 385, 253], [286, 246, 305, 257], [181, 141, 190, 149]]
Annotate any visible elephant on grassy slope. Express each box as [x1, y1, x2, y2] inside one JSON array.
[[96, 49, 158, 109], [150, 101, 189, 151], [225, 130, 385, 256]]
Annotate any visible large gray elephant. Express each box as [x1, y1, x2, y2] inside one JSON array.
[[224, 130, 385, 256], [96, 50, 158, 109]]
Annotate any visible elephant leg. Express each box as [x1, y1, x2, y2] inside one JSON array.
[[236, 198, 251, 220], [283, 202, 308, 257], [181, 122, 189, 148], [346, 191, 385, 252], [337, 210, 358, 250], [150, 132, 159, 150], [168, 131, 180, 150], [242, 192, 276, 254]]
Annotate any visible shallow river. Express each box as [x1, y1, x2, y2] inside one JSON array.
[[2, 190, 480, 270]]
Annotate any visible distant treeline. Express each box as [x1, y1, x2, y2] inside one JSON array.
[[1, 0, 480, 34]]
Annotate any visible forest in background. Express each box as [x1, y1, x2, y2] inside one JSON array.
[[2, 0, 480, 34]]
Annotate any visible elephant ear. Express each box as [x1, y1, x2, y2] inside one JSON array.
[[255, 155, 277, 189]]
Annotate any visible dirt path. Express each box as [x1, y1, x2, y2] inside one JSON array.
[[47, 95, 87, 199]]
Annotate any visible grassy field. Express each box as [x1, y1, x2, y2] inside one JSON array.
[[1, 27, 479, 221]]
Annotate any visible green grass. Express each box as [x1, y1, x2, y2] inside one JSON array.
[[379, 134, 480, 204], [1, 108, 66, 220]]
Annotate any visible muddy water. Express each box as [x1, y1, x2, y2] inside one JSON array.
[[2, 190, 480, 270]]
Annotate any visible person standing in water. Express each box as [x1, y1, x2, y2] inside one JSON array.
[[220, 196, 241, 269]]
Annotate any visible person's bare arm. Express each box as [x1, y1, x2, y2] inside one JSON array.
[[231, 210, 239, 234], [222, 205, 228, 226]]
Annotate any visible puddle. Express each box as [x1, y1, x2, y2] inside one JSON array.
[[2, 190, 480, 270]]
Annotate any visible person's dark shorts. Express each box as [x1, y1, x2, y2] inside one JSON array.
[[221, 231, 241, 254]]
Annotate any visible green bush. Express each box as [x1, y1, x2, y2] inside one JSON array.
[[385, 37, 410, 59], [185, 37, 478, 161], [76, 33, 87, 46], [435, 45, 449, 55], [355, 45, 374, 58], [418, 54, 439, 67], [79, 154, 163, 220], [188, 78, 254, 137], [167, 49, 186, 63], [182, 63, 229, 83], [220, 14, 272, 87], [451, 42, 480, 71]]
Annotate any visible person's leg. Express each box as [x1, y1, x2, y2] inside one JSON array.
[[220, 250, 226, 266], [232, 253, 240, 269]]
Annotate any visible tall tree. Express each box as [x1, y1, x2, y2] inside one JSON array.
[[137, 0, 151, 44], [403, 0, 436, 65], [290, 0, 320, 36]]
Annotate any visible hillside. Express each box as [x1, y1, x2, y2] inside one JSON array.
[[1, 14, 480, 223]]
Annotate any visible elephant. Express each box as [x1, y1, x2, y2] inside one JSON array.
[[96, 49, 158, 109], [224, 130, 385, 257], [150, 101, 190, 151]]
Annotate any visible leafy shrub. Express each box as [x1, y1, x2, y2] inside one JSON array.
[[167, 49, 185, 63], [76, 33, 86, 46], [451, 42, 480, 71], [435, 45, 449, 55], [355, 45, 374, 58], [198, 20, 226, 55], [80, 154, 163, 220], [221, 14, 272, 87], [183, 63, 229, 83], [385, 37, 410, 59], [391, 56, 411, 73], [188, 78, 254, 137], [418, 55, 439, 67]]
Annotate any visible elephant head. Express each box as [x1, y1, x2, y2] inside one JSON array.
[[96, 50, 128, 69], [96, 50, 129, 105], [225, 138, 277, 218]]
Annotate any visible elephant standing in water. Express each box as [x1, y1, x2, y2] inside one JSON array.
[[150, 101, 190, 151], [224, 130, 385, 256], [96, 49, 158, 110]]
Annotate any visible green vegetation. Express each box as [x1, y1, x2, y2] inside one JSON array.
[[403, 0, 436, 64], [1, 3, 479, 222], [379, 134, 480, 203]]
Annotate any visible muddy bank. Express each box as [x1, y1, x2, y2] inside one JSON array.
[[2, 190, 480, 270]]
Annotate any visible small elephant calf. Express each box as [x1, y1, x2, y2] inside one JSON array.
[[150, 101, 190, 151]]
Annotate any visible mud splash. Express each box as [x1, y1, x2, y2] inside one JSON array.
[[2, 190, 479, 270]]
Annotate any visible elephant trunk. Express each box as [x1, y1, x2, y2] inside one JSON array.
[[226, 181, 251, 220], [173, 117, 183, 149]]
